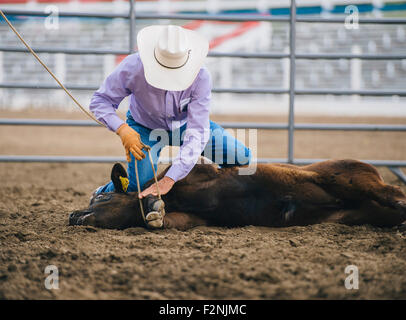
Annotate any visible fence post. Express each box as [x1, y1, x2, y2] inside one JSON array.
[[288, 0, 296, 163], [351, 45, 361, 103], [129, 0, 136, 53], [0, 51, 3, 105]]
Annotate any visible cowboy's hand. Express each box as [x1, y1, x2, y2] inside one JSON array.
[[138, 176, 175, 199], [116, 123, 145, 162]]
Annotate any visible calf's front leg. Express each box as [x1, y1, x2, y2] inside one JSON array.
[[142, 195, 207, 230], [163, 212, 207, 230]]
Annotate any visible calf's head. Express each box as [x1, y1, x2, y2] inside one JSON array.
[[69, 163, 146, 229], [69, 192, 145, 229]]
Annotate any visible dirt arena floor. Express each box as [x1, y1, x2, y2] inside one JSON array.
[[0, 109, 405, 299]]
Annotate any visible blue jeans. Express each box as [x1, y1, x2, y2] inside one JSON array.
[[98, 111, 252, 193]]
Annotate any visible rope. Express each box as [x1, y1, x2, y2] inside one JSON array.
[[134, 159, 147, 225], [147, 149, 162, 199], [0, 9, 161, 224]]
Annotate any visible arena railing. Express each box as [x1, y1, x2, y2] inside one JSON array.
[[0, 0, 406, 184]]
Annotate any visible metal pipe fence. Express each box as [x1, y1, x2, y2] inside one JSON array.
[[2, 119, 406, 131], [0, 1, 405, 184], [2, 46, 406, 60], [1, 82, 406, 96], [0, 155, 405, 167], [2, 8, 406, 24]]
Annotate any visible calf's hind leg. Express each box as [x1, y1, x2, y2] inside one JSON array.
[[360, 180, 406, 214], [163, 212, 207, 230], [328, 200, 406, 227], [344, 177, 406, 223], [312, 160, 406, 211], [328, 164, 406, 213]]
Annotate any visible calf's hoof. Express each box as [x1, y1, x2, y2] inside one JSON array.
[[146, 211, 164, 229], [152, 199, 165, 215], [143, 197, 165, 229]]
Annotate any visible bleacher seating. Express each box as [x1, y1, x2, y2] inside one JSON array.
[[0, 11, 406, 110]]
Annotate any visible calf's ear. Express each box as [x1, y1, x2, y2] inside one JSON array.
[[111, 163, 129, 193]]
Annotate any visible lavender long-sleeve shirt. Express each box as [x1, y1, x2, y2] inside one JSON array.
[[89, 53, 212, 182]]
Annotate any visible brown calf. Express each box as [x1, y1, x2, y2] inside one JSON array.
[[69, 160, 406, 230]]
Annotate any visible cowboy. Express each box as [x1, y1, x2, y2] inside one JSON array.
[[90, 25, 251, 199]]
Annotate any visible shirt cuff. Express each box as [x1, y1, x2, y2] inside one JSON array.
[[102, 113, 125, 132], [165, 163, 188, 182]]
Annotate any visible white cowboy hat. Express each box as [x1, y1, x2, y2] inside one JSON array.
[[137, 24, 209, 91]]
